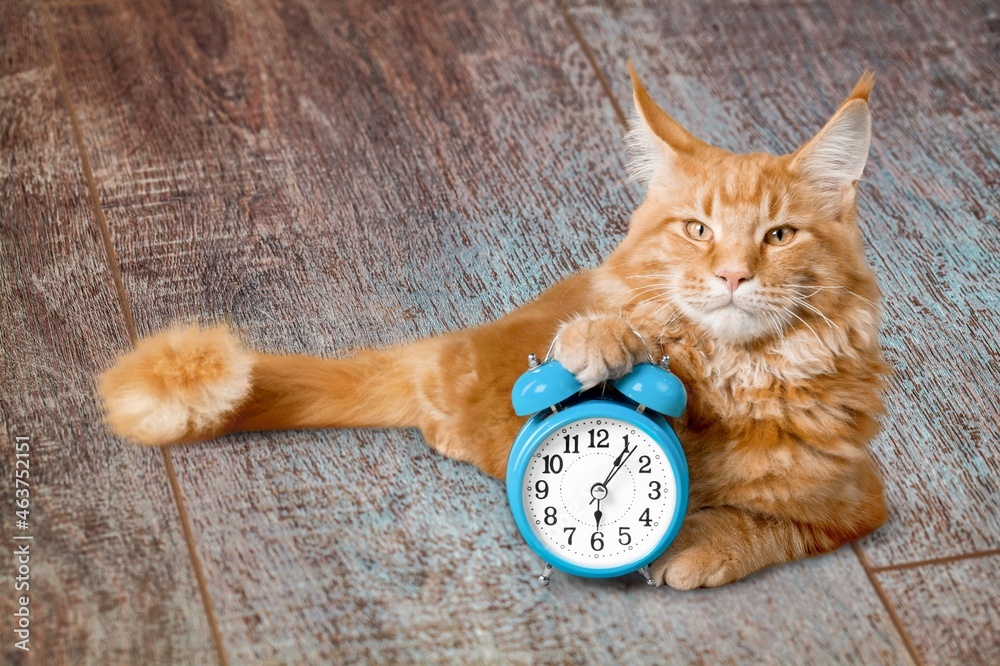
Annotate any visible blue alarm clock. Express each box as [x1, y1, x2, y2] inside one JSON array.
[[506, 333, 688, 586]]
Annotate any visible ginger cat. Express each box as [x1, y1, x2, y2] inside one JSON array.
[[98, 65, 889, 589]]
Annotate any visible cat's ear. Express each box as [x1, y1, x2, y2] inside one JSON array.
[[625, 61, 708, 185], [791, 73, 875, 203]]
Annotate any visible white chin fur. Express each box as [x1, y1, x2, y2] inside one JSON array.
[[694, 306, 775, 343]]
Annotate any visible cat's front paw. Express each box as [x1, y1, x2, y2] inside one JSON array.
[[551, 314, 646, 389], [651, 543, 739, 590], [649, 510, 743, 590]]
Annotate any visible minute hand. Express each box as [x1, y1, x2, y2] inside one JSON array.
[[603, 437, 635, 488], [591, 437, 634, 505]]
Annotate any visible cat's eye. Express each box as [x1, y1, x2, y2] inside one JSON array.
[[684, 220, 713, 242], [765, 226, 796, 246]]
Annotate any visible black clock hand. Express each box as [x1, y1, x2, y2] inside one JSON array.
[[603, 440, 635, 488], [590, 436, 634, 504], [594, 497, 603, 532]]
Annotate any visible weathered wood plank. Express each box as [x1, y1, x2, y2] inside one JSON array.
[[564, 0, 1000, 567], [877, 555, 1000, 664], [0, 2, 217, 664], [54, 0, 912, 661]]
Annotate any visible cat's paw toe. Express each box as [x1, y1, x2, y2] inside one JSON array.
[[552, 315, 643, 389], [651, 545, 737, 590], [98, 324, 253, 445]]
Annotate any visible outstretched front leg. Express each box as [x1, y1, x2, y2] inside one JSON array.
[[414, 311, 651, 478]]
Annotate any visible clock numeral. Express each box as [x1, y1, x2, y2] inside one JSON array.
[[590, 531, 604, 551], [543, 507, 557, 525], [563, 527, 576, 545], [587, 428, 610, 448], [562, 434, 579, 454], [535, 480, 549, 500], [639, 508, 652, 527], [638, 455, 651, 473], [648, 481, 662, 500], [542, 454, 563, 474], [618, 526, 631, 545]]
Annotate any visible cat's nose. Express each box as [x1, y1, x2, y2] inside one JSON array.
[[716, 269, 751, 293]]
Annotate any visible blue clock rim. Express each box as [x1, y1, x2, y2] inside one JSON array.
[[506, 400, 689, 579]]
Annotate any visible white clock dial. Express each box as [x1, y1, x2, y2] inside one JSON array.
[[521, 418, 677, 568]]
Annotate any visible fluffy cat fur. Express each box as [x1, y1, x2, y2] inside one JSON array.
[[98, 64, 889, 589]]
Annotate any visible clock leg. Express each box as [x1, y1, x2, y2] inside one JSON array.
[[637, 566, 656, 586], [537, 563, 554, 586]]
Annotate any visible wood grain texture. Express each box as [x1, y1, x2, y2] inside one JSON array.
[[0, 2, 217, 664], [564, 0, 1000, 568], [53, 0, 640, 345], [50, 0, 923, 661], [878, 555, 1000, 664]]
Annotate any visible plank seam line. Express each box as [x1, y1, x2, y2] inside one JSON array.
[[42, 6, 137, 345], [870, 548, 1000, 573], [555, 0, 629, 128], [852, 542, 925, 666], [161, 448, 231, 666], [42, 8, 230, 666]]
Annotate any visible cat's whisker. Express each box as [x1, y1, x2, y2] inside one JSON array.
[[845, 289, 878, 308], [778, 283, 842, 289], [622, 288, 666, 305], [629, 288, 688, 311], [764, 311, 785, 347], [624, 274, 681, 281], [645, 305, 681, 321], [650, 304, 680, 324], [644, 292, 683, 303], [623, 292, 656, 306], [657, 306, 687, 338], [658, 323, 676, 339], [780, 305, 823, 345], [623, 280, 680, 296], [624, 280, 679, 292], [780, 284, 830, 298], [644, 293, 685, 318], [624, 282, 680, 291], [645, 298, 684, 323], [776, 284, 879, 308], [624, 286, 679, 307], [787, 287, 824, 300], [624, 283, 680, 296], [785, 296, 839, 330], [555, 271, 597, 306]]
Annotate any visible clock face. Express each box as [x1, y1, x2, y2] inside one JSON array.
[[520, 417, 677, 569]]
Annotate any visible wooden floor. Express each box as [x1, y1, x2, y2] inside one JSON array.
[[2, 0, 998, 663]]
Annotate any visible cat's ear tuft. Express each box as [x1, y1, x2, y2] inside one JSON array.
[[791, 73, 875, 197], [847, 70, 876, 103], [625, 61, 706, 186]]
